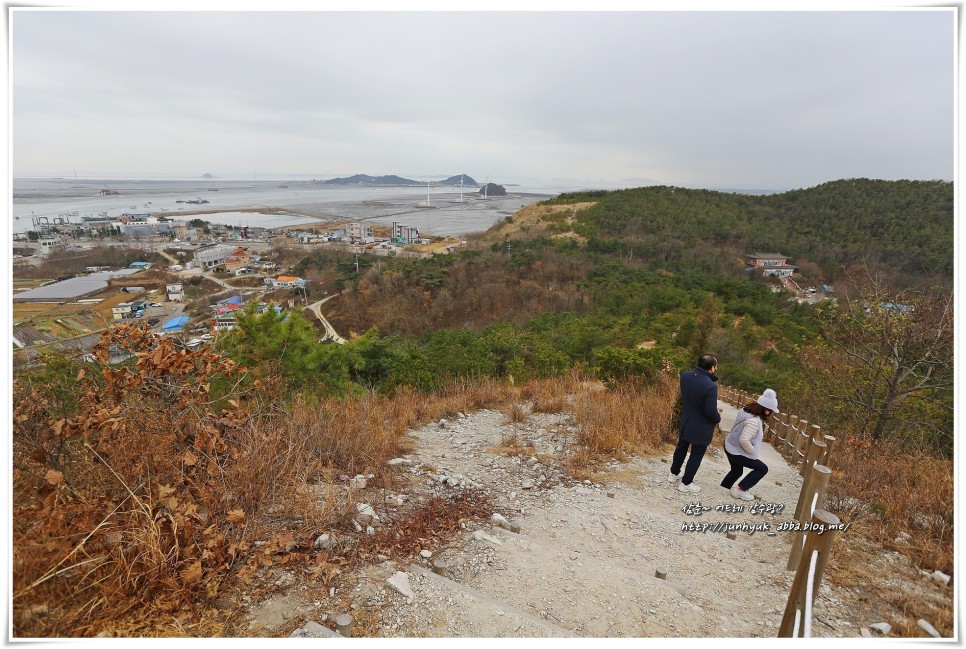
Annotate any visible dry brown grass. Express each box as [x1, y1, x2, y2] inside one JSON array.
[[11, 338, 526, 638], [503, 403, 528, 425], [571, 373, 678, 456], [825, 439, 953, 576]]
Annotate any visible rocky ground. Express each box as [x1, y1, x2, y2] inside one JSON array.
[[240, 401, 953, 639]]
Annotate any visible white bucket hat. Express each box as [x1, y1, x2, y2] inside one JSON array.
[[757, 389, 779, 413]]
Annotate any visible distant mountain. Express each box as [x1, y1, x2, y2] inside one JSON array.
[[438, 174, 479, 187], [323, 174, 422, 186]]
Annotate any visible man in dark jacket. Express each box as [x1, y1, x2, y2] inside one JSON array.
[[668, 354, 721, 494]]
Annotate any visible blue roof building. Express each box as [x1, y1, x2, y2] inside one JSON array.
[[162, 315, 190, 332]]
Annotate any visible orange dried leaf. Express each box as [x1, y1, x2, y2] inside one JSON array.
[[227, 509, 246, 523], [76, 369, 86, 381], [51, 419, 66, 437], [183, 450, 198, 466], [45, 469, 64, 485], [180, 560, 203, 585]]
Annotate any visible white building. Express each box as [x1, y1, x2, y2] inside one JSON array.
[[38, 236, 66, 253], [192, 244, 235, 269], [112, 302, 135, 320], [391, 222, 421, 244], [347, 223, 372, 240], [166, 283, 185, 302]]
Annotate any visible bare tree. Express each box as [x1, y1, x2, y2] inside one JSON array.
[[806, 271, 953, 451]]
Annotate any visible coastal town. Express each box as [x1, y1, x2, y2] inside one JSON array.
[[11, 211, 466, 368]]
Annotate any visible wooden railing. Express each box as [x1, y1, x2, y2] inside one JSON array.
[[717, 384, 845, 638]]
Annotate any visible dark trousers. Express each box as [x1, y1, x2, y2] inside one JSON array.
[[671, 438, 707, 485], [721, 449, 769, 491]]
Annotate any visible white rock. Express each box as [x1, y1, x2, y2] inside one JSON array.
[[917, 619, 940, 638], [491, 513, 511, 528], [357, 503, 379, 520], [313, 533, 336, 550], [349, 475, 367, 490], [929, 570, 951, 586], [522, 479, 535, 489], [575, 487, 593, 496], [420, 550, 432, 559], [386, 572, 415, 600], [291, 621, 333, 638], [869, 622, 892, 636], [387, 458, 412, 467], [471, 530, 503, 545]]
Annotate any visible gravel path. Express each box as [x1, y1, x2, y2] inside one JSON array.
[[245, 400, 948, 639]]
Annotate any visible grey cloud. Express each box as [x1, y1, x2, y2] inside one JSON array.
[[11, 9, 953, 187]]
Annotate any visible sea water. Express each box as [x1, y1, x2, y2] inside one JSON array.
[[11, 178, 618, 237]]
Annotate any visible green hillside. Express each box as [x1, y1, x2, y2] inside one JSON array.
[[547, 179, 952, 282]]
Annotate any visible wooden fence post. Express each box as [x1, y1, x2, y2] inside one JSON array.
[[778, 510, 843, 637], [820, 435, 836, 469], [793, 450, 829, 522], [791, 420, 809, 466], [783, 415, 797, 459], [798, 427, 823, 478], [788, 463, 831, 571], [776, 414, 789, 448]]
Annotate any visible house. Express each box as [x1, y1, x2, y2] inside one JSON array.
[[224, 246, 256, 273], [214, 314, 237, 332], [745, 252, 797, 277], [264, 275, 306, 288], [211, 296, 246, 315], [162, 315, 190, 332], [111, 302, 136, 320], [129, 261, 152, 270], [166, 282, 185, 302]]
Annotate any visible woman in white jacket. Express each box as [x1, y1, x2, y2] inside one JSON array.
[[721, 389, 779, 501]]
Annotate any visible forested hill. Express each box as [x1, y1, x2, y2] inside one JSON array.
[[548, 179, 953, 282]]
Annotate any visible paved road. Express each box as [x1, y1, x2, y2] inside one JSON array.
[[307, 293, 346, 344]]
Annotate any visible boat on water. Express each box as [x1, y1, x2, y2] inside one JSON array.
[[185, 197, 210, 204]]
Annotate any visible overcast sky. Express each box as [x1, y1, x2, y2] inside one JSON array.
[[8, 5, 955, 190]]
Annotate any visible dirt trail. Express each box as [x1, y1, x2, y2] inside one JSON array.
[[245, 401, 949, 639]]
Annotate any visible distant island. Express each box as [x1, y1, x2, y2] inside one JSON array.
[[319, 173, 481, 187], [479, 182, 507, 196], [322, 174, 421, 186], [438, 174, 479, 187]]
